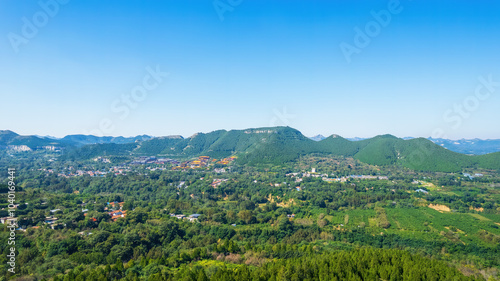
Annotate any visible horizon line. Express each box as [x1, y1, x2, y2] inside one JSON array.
[[2, 127, 499, 142]]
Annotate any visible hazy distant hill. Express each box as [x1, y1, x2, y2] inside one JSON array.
[[60, 134, 153, 147], [429, 138, 500, 155], [341, 136, 500, 155], [309, 134, 326, 141], [0, 130, 154, 150], [62, 143, 139, 159], [0, 130, 67, 148]]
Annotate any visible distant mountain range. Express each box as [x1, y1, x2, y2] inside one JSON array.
[[59, 134, 153, 146], [310, 135, 500, 155], [0, 130, 153, 148], [428, 138, 500, 155], [2, 128, 500, 172]]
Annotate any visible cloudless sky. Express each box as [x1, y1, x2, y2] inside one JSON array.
[[1, 0, 499, 139]]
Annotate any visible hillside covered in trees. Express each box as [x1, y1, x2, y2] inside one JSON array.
[[55, 127, 500, 172]]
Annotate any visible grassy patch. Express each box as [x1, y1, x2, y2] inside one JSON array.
[[468, 213, 491, 221]]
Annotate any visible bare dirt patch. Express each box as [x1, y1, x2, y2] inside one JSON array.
[[428, 204, 451, 212], [469, 206, 484, 212]]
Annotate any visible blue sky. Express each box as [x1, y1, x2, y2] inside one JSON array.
[[1, 0, 499, 139]]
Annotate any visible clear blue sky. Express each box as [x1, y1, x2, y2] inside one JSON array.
[[1, 0, 499, 139]]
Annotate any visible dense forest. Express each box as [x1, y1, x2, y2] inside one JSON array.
[[0, 133, 500, 280]]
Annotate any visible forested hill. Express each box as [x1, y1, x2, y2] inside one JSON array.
[[60, 134, 154, 147], [0, 130, 71, 148], [0, 130, 153, 148], [58, 248, 479, 281], [52, 126, 500, 172]]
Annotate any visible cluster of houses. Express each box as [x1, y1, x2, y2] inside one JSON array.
[[0, 201, 129, 233], [217, 156, 237, 165], [93, 156, 111, 163], [109, 166, 128, 175], [39, 168, 55, 174], [415, 189, 429, 194], [7, 145, 32, 152], [57, 165, 130, 178], [173, 156, 237, 170], [82, 201, 127, 222], [169, 213, 201, 222], [130, 155, 237, 170], [463, 173, 484, 180], [5, 145, 62, 152], [0, 215, 63, 231], [174, 156, 211, 169], [286, 168, 389, 183], [51, 154, 238, 180], [0, 217, 16, 224], [286, 168, 329, 183], [286, 168, 389, 184], [58, 170, 107, 178], [44, 216, 63, 230], [109, 210, 127, 221], [131, 156, 179, 165], [105, 202, 127, 221], [323, 175, 389, 182], [211, 179, 228, 188]]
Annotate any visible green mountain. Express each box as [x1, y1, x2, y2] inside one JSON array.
[[0, 130, 19, 144], [8, 127, 500, 172], [351, 137, 473, 172], [132, 127, 498, 172], [134, 127, 311, 163], [0, 130, 68, 149], [475, 151, 500, 170]]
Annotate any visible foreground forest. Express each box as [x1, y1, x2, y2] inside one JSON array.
[[0, 146, 499, 280]]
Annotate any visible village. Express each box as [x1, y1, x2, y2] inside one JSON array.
[[286, 168, 389, 184], [52, 155, 237, 178], [0, 200, 131, 233]]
